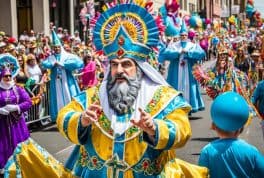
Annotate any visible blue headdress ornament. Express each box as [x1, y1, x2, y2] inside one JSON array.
[[0, 53, 20, 78], [180, 21, 188, 34], [93, 2, 160, 62]]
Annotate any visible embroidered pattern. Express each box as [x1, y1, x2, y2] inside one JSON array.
[[78, 146, 104, 170], [98, 114, 113, 136], [133, 158, 162, 175], [126, 126, 139, 138], [145, 86, 175, 114], [89, 86, 114, 136], [105, 154, 129, 178]]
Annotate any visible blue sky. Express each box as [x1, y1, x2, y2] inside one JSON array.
[[255, 0, 264, 17]]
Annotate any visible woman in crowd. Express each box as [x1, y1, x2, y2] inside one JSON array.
[[0, 54, 32, 175], [234, 47, 250, 74], [24, 53, 42, 92], [15, 55, 28, 86], [193, 47, 249, 99], [79, 55, 98, 89]]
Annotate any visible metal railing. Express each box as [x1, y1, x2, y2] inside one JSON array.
[[24, 81, 51, 125]]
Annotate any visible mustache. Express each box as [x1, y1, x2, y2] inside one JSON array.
[[114, 73, 129, 80], [109, 73, 135, 84]]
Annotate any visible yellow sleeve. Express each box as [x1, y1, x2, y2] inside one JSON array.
[[153, 108, 192, 150], [56, 99, 83, 145]]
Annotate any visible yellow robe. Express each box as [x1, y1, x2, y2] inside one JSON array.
[[56, 85, 208, 178]]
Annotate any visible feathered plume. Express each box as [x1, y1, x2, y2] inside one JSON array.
[[192, 65, 220, 99], [79, 0, 95, 29]]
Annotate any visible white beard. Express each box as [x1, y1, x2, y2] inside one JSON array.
[[0, 79, 15, 90]]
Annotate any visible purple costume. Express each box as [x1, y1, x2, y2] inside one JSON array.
[[0, 85, 32, 169]]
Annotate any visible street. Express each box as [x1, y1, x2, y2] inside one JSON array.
[[30, 90, 264, 165]]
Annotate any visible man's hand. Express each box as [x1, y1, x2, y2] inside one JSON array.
[[130, 108, 156, 136], [81, 103, 102, 127], [54, 61, 63, 67], [182, 49, 187, 53]]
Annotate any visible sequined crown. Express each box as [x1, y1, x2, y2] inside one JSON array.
[[93, 1, 160, 61]]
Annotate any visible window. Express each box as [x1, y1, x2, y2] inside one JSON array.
[[189, 3, 196, 12]]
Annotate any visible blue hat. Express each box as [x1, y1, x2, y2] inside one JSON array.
[[93, 2, 159, 62], [211, 92, 249, 132], [51, 30, 62, 46], [103, 26, 151, 61], [180, 21, 188, 35], [0, 53, 20, 78]]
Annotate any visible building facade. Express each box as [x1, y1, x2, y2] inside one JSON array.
[[179, 0, 199, 16], [1, 0, 246, 39], [196, 0, 222, 19], [0, 0, 83, 38]]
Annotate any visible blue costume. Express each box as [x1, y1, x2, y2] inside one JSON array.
[[251, 80, 264, 117], [251, 80, 264, 138], [199, 91, 264, 178], [41, 30, 83, 122], [159, 22, 205, 113], [199, 139, 264, 178]]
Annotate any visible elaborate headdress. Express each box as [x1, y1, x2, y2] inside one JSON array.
[[93, 1, 160, 62], [0, 53, 20, 79], [92, 0, 168, 87]]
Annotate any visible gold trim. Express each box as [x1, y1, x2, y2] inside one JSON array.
[[108, 50, 148, 59], [100, 12, 149, 46]]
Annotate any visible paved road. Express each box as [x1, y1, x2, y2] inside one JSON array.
[[30, 59, 264, 165], [176, 92, 264, 164], [30, 92, 264, 165]]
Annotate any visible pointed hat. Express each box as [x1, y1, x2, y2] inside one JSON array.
[[51, 29, 62, 46], [180, 21, 188, 34]]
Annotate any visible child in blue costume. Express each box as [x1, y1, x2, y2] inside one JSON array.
[[198, 91, 264, 178]]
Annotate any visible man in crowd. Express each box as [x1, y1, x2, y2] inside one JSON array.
[[41, 30, 83, 122], [159, 22, 206, 114]]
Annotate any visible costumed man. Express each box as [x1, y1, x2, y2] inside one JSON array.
[[159, 21, 206, 113], [193, 47, 249, 99], [57, 1, 207, 178], [251, 79, 264, 140], [158, 0, 181, 78], [0, 54, 32, 175], [41, 30, 83, 122]]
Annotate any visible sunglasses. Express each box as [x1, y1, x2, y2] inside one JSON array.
[[3, 75, 11, 78]]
